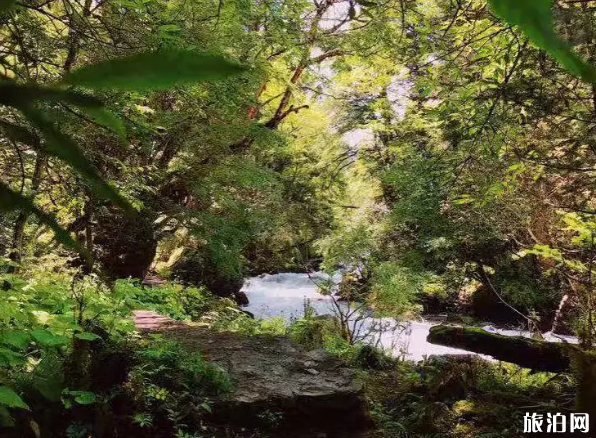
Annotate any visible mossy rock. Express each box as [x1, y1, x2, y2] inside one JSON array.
[[427, 325, 573, 373]]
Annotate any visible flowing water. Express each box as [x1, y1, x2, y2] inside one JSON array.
[[241, 272, 577, 361]]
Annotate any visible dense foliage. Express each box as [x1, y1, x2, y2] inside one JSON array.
[[2, 0, 596, 436]]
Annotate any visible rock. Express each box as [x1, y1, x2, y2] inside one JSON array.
[[418, 402, 454, 433], [159, 328, 368, 432], [423, 354, 477, 367], [354, 344, 392, 370], [242, 310, 255, 319], [470, 285, 521, 324], [132, 310, 186, 331], [314, 314, 339, 323], [232, 291, 250, 306], [305, 348, 332, 362]]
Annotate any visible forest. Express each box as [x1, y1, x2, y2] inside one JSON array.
[[0, 0, 596, 436]]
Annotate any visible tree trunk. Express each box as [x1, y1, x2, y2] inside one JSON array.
[[569, 349, 596, 419], [427, 325, 573, 373], [63, 0, 93, 72], [7, 155, 46, 272]]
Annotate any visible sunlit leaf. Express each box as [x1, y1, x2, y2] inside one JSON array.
[[488, 0, 596, 83], [31, 310, 52, 324], [74, 332, 101, 341], [62, 50, 244, 91], [0, 387, 29, 410], [31, 330, 69, 347]]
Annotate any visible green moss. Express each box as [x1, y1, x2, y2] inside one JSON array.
[[427, 325, 572, 373]]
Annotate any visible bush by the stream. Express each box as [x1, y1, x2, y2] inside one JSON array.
[[286, 309, 579, 438], [288, 312, 396, 371]]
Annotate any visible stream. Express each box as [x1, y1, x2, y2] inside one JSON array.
[[241, 272, 577, 361]]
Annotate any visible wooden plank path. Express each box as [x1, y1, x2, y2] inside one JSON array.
[[132, 310, 187, 331]]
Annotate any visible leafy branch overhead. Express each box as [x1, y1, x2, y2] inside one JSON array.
[[0, 50, 244, 261], [62, 51, 244, 91], [488, 0, 596, 83]]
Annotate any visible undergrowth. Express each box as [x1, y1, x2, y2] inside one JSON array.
[[363, 357, 575, 438], [0, 261, 253, 437]]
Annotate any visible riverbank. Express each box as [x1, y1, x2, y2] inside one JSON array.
[[241, 272, 578, 361], [129, 308, 576, 438]]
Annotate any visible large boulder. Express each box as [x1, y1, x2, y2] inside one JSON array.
[[160, 328, 369, 431]]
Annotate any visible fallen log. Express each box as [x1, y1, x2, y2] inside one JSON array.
[[428, 326, 596, 419], [427, 325, 573, 373]]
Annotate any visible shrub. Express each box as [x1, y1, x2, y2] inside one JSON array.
[[115, 279, 212, 321], [127, 337, 232, 436]]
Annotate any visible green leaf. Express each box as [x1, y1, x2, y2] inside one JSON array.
[[0, 348, 25, 367], [22, 108, 133, 213], [158, 24, 181, 32], [33, 377, 63, 402], [0, 82, 103, 108], [355, 0, 376, 7], [0, 387, 29, 410], [81, 106, 126, 139], [62, 50, 244, 91], [62, 397, 73, 409], [0, 82, 126, 137], [0, 331, 30, 350], [31, 329, 69, 347], [74, 332, 101, 341], [488, 0, 596, 83], [0, 182, 90, 262], [70, 391, 96, 405]]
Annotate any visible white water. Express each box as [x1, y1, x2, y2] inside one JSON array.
[[242, 272, 577, 362]]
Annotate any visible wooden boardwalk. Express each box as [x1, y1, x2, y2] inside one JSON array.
[[132, 310, 186, 331]]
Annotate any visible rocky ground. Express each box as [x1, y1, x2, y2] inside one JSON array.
[[132, 311, 370, 436]]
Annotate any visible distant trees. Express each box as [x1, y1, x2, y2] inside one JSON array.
[[318, 0, 596, 344]]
